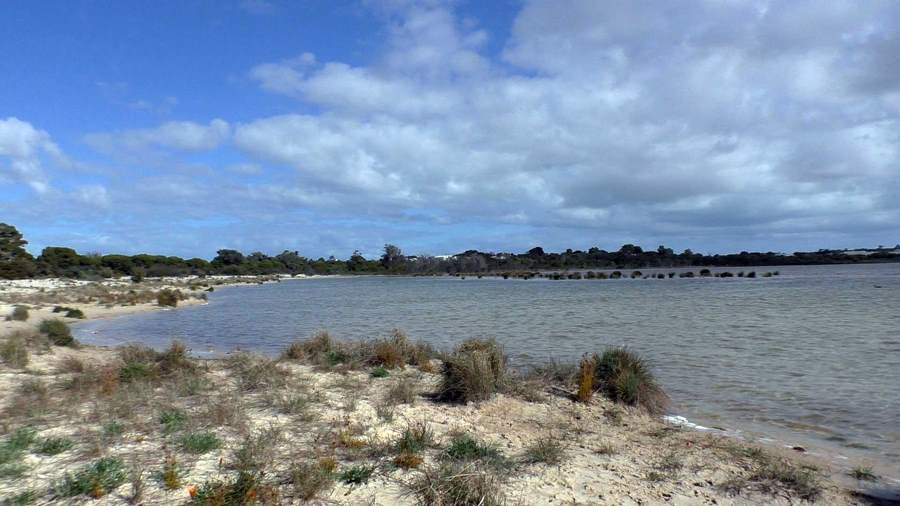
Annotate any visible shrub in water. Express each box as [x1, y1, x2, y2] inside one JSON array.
[[592, 347, 668, 414], [436, 339, 506, 403], [699, 268, 712, 277], [156, 289, 179, 307], [39, 319, 76, 347]]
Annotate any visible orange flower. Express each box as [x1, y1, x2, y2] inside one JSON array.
[[188, 485, 199, 497]]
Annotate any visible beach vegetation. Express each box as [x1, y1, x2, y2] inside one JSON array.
[[576, 355, 595, 403], [443, 433, 509, 470], [408, 462, 506, 506], [393, 421, 434, 455], [592, 347, 669, 414], [39, 319, 76, 347], [156, 288, 179, 307], [57, 457, 127, 498], [160, 454, 181, 490], [522, 435, 566, 465], [1, 332, 30, 368], [849, 465, 878, 482], [179, 431, 222, 454], [386, 377, 418, 405], [371, 366, 390, 378], [339, 464, 375, 485], [34, 436, 74, 456], [289, 460, 335, 500], [9, 305, 29, 321], [436, 338, 507, 403], [64, 308, 85, 319], [225, 352, 288, 391]]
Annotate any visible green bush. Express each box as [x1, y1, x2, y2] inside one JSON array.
[[156, 289, 179, 307], [39, 319, 76, 347], [64, 308, 85, 319], [35, 437, 74, 456], [57, 457, 127, 498], [178, 432, 222, 454], [10, 306, 29, 322], [592, 348, 668, 414], [436, 339, 506, 403]]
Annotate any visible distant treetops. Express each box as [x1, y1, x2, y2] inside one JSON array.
[[1, 222, 897, 281]]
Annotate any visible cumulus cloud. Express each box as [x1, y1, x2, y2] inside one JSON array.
[[85, 119, 231, 157], [0, 117, 65, 193], [236, 0, 900, 250]]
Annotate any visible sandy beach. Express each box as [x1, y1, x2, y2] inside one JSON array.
[[0, 278, 887, 505]]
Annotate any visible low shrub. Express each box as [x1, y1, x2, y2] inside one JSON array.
[[436, 339, 506, 403], [0, 333, 29, 368], [190, 471, 276, 505], [179, 432, 222, 454], [64, 308, 86, 319], [394, 422, 434, 455], [156, 289, 180, 307], [57, 457, 127, 498], [35, 437, 74, 456], [408, 462, 506, 506], [39, 319, 76, 347], [849, 466, 878, 482], [386, 378, 418, 405], [592, 347, 669, 414], [443, 433, 508, 469], [290, 460, 335, 501], [225, 353, 288, 391], [10, 305, 29, 321], [159, 408, 188, 434], [522, 435, 565, 465], [371, 366, 390, 378], [339, 465, 374, 485]]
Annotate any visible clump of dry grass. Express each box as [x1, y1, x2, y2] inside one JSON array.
[[9, 305, 29, 321], [5, 378, 51, 418], [118, 341, 200, 385], [408, 462, 506, 506], [522, 435, 566, 465], [0, 332, 29, 368], [156, 288, 180, 307], [225, 352, 289, 391], [436, 339, 506, 403], [289, 459, 336, 501], [576, 355, 595, 403], [592, 347, 669, 414], [386, 377, 418, 405]]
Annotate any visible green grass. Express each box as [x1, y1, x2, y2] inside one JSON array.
[[522, 436, 565, 465], [159, 408, 187, 434], [849, 465, 879, 482], [34, 437, 74, 456], [102, 420, 125, 438], [393, 422, 433, 455], [371, 366, 390, 378], [0, 490, 37, 505], [443, 433, 509, 469], [0, 427, 37, 466], [178, 432, 222, 454], [339, 465, 374, 485], [57, 457, 127, 498]]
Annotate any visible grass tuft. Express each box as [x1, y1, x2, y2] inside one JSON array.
[[849, 465, 879, 482], [34, 437, 74, 456], [339, 464, 375, 485], [10, 305, 29, 321], [522, 435, 566, 465], [436, 339, 506, 403], [178, 431, 222, 454], [289, 459, 335, 500], [592, 347, 669, 414], [0, 333, 29, 368], [57, 457, 127, 498], [407, 462, 506, 506]]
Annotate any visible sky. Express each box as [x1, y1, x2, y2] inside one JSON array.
[[1, 0, 899, 259]]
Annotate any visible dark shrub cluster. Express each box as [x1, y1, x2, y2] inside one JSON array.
[[39, 319, 77, 347], [156, 289, 181, 307]]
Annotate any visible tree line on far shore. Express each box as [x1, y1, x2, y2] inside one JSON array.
[[1, 222, 898, 280]]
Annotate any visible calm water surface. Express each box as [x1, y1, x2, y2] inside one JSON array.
[[76, 263, 900, 479]]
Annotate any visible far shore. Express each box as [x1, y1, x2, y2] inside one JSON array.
[[1, 276, 896, 505]]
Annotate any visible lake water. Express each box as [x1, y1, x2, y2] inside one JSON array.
[[75, 263, 900, 482]]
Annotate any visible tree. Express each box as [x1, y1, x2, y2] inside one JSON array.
[[38, 247, 83, 276], [0, 223, 37, 279], [380, 244, 406, 271], [212, 249, 245, 266]]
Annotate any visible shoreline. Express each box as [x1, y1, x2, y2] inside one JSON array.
[[2, 277, 898, 504]]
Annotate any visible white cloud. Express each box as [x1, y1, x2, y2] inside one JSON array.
[[85, 119, 230, 156], [0, 117, 64, 194], [236, 0, 900, 245]]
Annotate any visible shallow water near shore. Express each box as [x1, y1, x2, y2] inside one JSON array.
[[75, 263, 900, 482]]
